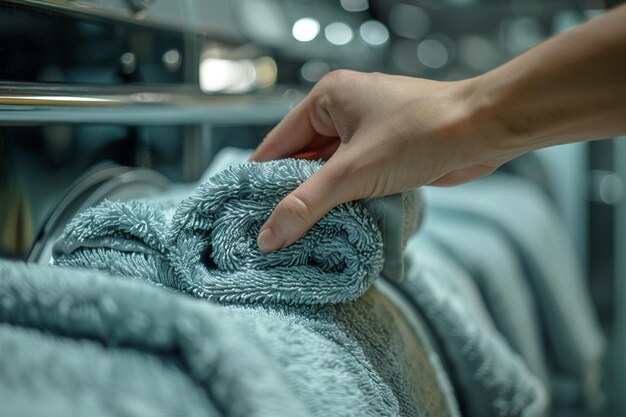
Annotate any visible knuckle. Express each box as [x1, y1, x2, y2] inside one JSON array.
[[316, 69, 356, 103], [322, 69, 352, 84], [315, 89, 335, 114], [359, 71, 384, 88]]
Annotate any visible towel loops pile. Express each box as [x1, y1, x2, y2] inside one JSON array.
[[54, 159, 386, 306]]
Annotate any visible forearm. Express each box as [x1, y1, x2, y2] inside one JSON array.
[[467, 4, 626, 160], [253, 11, 626, 249]]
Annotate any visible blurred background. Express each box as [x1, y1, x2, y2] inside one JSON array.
[[0, 0, 624, 415]]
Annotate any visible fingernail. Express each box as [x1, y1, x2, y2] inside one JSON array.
[[257, 227, 284, 253]]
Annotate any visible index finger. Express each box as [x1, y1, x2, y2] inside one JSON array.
[[250, 98, 317, 162]]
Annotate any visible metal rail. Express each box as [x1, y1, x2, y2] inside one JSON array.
[[0, 83, 299, 126]]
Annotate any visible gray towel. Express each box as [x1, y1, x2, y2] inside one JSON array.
[[46, 157, 459, 416], [421, 212, 550, 386], [49, 152, 548, 417], [0, 260, 458, 417], [0, 261, 312, 417], [423, 175, 605, 408], [398, 238, 549, 417], [54, 159, 418, 305], [169, 159, 383, 304]]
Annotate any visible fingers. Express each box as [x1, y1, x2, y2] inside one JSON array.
[[251, 84, 339, 162], [251, 93, 338, 162], [257, 157, 351, 252], [250, 100, 316, 162]]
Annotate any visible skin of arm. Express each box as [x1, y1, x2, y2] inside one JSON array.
[[252, 4, 626, 253]]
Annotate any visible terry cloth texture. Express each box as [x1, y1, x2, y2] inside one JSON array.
[[0, 261, 312, 417], [0, 260, 458, 417], [203, 147, 424, 283], [421, 213, 550, 386], [49, 150, 548, 417], [423, 174, 605, 409], [54, 158, 419, 305], [398, 239, 549, 417]]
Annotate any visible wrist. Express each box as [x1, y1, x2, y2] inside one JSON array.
[[459, 72, 534, 167]]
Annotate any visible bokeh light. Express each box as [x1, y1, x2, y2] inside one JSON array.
[[359, 20, 389, 46], [292, 18, 320, 42], [324, 22, 353, 46]]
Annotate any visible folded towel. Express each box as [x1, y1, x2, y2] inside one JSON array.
[[51, 199, 174, 286], [0, 261, 312, 417], [398, 238, 549, 417], [423, 174, 605, 408], [55, 158, 418, 305], [421, 212, 550, 386], [0, 258, 459, 417]]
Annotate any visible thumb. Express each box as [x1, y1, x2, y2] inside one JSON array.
[[257, 159, 351, 253]]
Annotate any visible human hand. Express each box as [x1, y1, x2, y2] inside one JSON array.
[[251, 70, 511, 253]]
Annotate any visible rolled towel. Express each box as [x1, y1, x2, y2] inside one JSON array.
[[54, 158, 420, 305], [199, 147, 422, 285], [52, 191, 189, 288], [170, 159, 384, 305]]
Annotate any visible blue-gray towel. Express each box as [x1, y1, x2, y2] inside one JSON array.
[[423, 174, 605, 408], [399, 238, 549, 417], [54, 159, 418, 305], [420, 212, 550, 386], [0, 261, 312, 417], [0, 259, 458, 417], [48, 152, 549, 417], [169, 160, 382, 304]]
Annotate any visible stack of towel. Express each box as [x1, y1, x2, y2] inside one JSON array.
[[0, 148, 604, 417], [421, 176, 606, 410]]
